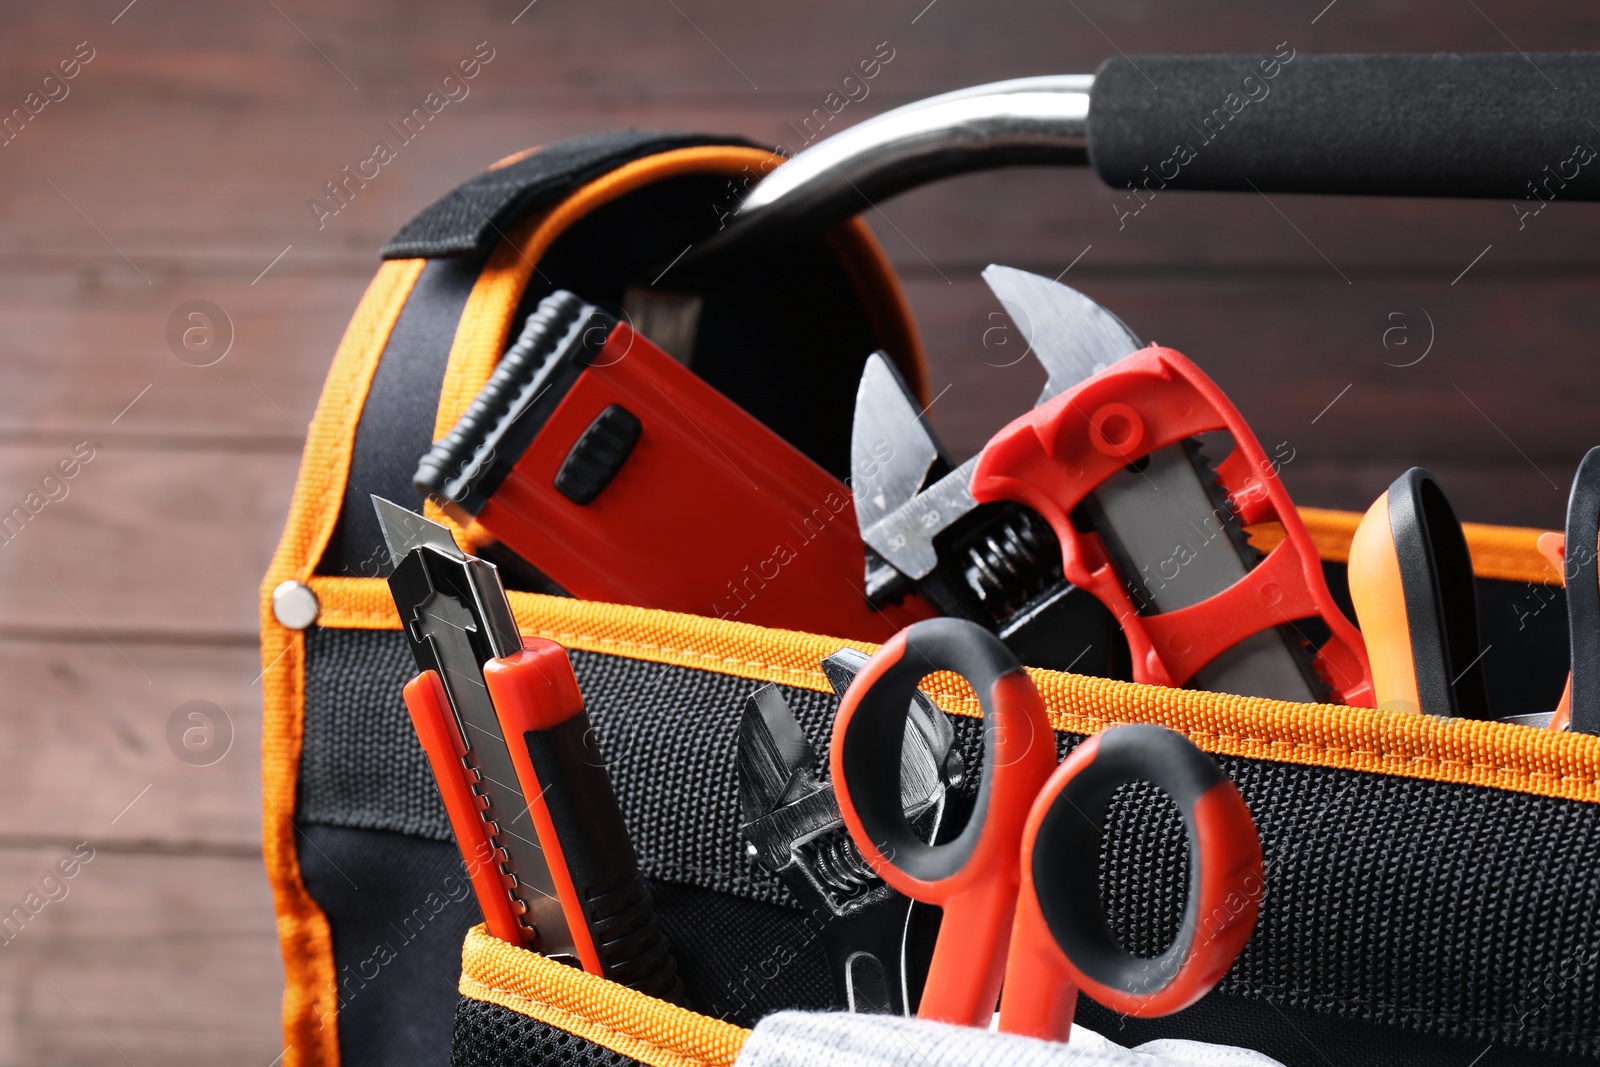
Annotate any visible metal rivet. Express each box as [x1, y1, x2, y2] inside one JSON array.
[[272, 580, 320, 630]]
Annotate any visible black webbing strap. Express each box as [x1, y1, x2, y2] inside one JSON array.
[[319, 257, 482, 577], [381, 132, 761, 259], [321, 132, 768, 578]]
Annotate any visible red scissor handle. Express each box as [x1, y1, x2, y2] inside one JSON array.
[[830, 618, 1056, 1027], [970, 345, 1373, 706], [999, 725, 1264, 1040]]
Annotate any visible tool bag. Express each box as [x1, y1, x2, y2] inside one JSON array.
[[259, 56, 1600, 1067]]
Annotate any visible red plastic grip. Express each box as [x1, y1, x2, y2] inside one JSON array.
[[401, 669, 527, 946], [483, 640, 607, 975], [483, 637, 586, 731], [970, 345, 1373, 705], [484, 637, 684, 1005]]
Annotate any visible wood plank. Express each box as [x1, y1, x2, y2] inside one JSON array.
[[0, 641, 264, 847], [7, 97, 1600, 272], [1, 0, 1586, 107], [0, 848, 281, 1066], [0, 0, 1596, 267], [0, 267, 368, 443], [861, 173, 1600, 272], [0, 444, 297, 636]]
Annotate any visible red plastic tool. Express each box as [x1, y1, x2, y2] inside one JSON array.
[[404, 637, 685, 999], [483, 638, 682, 996], [971, 345, 1373, 706], [830, 618, 1262, 1039], [420, 291, 930, 642], [998, 728, 1262, 1038], [403, 668, 529, 945]]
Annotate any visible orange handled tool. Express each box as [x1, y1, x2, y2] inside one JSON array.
[[402, 668, 532, 947], [829, 618, 1262, 1038], [379, 496, 684, 1002], [1347, 468, 1492, 718], [999, 725, 1262, 1038]]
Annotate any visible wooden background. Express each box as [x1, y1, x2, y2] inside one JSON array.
[[2, 1, 1597, 1062]]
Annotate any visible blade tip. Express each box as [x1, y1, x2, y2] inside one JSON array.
[[370, 495, 458, 567]]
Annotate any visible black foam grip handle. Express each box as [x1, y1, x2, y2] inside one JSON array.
[[1089, 52, 1600, 200], [1566, 447, 1600, 735], [523, 714, 686, 1004]]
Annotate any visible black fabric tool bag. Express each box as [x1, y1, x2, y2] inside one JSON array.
[[258, 53, 1600, 1067]]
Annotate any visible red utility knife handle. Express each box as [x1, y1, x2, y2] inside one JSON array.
[[971, 345, 1373, 705], [483, 638, 685, 1002], [476, 322, 929, 641], [402, 669, 529, 947]]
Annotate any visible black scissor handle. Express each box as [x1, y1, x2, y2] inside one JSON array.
[[1007, 725, 1262, 1025], [1388, 468, 1492, 719], [1567, 447, 1600, 735], [835, 618, 1049, 885]]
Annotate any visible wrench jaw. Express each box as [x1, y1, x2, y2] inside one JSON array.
[[735, 652, 963, 1017], [979, 263, 1144, 405], [848, 292, 1125, 679], [850, 353, 951, 537], [850, 265, 1356, 700]]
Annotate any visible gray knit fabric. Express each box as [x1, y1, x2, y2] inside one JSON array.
[[736, 1012, 1288, 1067]]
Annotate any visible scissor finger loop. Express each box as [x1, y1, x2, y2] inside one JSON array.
[[1000, 724, 1264, 1039], [831, 618, 1056, 1026], [831, 619, 1262, 1040]]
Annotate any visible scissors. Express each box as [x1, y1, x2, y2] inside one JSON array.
[[829, 617, 1263, 1040]]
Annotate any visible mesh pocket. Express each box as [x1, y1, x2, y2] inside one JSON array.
[[452, 997, 643, 1067]]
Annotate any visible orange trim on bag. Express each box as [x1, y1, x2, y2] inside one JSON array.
[[1250, 507, 1560, 585], [458, 926, 748, 1067], [490, 145, 540, 170], [258, 258, 427, 1067], [308, 504, 1600, 810]]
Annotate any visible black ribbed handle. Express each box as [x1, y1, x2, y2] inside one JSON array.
[[1089, 52, 1600, 200], [523, 713, 686, 1003], [414, 290, 614, 515], [1566, 448, 1600, 735]]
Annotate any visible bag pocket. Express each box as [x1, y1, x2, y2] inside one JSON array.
[[403, 560, 1600, 1067]]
